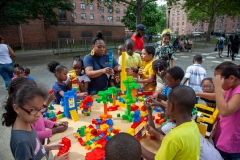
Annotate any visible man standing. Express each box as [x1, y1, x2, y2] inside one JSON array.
[[131, 24, 146, 53]]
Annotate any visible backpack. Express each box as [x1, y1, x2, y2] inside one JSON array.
[[219, 38, 224, 45]]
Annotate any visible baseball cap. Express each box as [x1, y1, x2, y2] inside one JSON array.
[[136, 24, 146, 33]]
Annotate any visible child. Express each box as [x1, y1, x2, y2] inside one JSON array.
[[1, 84, 69, 160], [215, 34, 225, 58], [48, 61, 72, 104], [12, 65, 25, 79], [183, 54, 206, 92], [196, 77, 216, 108], [136, 46, 156, 91], [144, 88, 223, 160], [108, 71, 120, 88], [105, 132, 142, 160], [213, 62, 240, 159], [117, 44, 125, 56], [142, 86, 200, 160], [151, 59, 168, 99], [71, 55, 90, 97], [118, 39, 142, 76], [24, 67, 35, 82]]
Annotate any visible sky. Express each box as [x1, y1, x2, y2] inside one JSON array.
[[156, 0, 167, 6]]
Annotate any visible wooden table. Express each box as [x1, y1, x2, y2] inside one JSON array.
[[49, 100, 160, 159]]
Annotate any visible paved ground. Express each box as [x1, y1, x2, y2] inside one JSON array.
[[0, 46, 239, 159]]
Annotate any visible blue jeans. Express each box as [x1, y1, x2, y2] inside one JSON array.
[[0, 63, 14, 88]]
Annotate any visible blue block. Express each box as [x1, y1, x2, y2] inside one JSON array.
[[106, 119, 113, 126]]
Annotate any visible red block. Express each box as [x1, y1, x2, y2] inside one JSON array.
[[85, 148, 105, 160], [58, 137, 71, 156], [78, 138, 86, 146], [48, 89, 54, 94]]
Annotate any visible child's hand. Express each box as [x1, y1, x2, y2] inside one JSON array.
[[54, 152, 69, 160], [46, 141, 64, 151], [149, 92, 158, 99], [213, 75, 224, 89], [144, 101, 152, 111], [78, 92, 88, 97], [55, 121, 68, 127], [52, 124, 68, 134], [47, 93, 55, 104], [146, 124, 155, 136]]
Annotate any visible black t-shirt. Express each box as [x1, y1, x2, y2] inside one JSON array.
[[200, 97, 216, 109], [231, 39, 240, 49]]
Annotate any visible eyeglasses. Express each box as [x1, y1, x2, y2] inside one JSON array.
[[201, 85, 213, 89], [20, 106, 46, 115]]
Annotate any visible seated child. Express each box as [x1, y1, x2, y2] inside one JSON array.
[[142, 86, 201, 160], [151, 59, 168, 99], [24, 67, 36, 83], [118, 39, 142, 77], [118, 44, 125, 56], [105, 132, 142, 160], [48, 61, 72, 104], [108, 71, 120, 88], [71, 55, 90, 97], [136, 46, 156, 91], [12, 65, 24, 79]]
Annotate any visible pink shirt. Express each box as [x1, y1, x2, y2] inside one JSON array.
[[32, 115, 55, 144], [214, 85, 240, 153]]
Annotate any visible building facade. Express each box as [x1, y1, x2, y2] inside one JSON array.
[[0, 0, 127, 48], [167, 0, 240, 35]]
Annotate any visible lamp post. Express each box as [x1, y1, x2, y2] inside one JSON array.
[[130, 12, 137, 26], [168, 7, 171, 28]]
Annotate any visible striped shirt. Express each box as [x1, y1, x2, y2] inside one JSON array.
[[185, 64, 206, 92]]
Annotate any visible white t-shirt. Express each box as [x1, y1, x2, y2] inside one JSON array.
[[161, 122, 223, 160], [77, 74, 90, 82], [0, 44, 12, 64], [218, 37, 225, 44]]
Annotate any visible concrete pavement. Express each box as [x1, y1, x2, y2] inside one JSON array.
[[0, 46, 239, 160]]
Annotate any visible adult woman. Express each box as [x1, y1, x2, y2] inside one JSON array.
[[230, 35, 240, 61], [83, 31, 121, 95], [0, 35, 15, 88], [154, 29, 176, 68]]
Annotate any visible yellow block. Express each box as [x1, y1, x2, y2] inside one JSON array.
[[74, 132, 79, 138], [197, 123, 207, 137], [126, 128, 135, 136]]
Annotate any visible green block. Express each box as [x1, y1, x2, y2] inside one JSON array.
[[117, 113, 121, 117], [86, 141, 92, 146]]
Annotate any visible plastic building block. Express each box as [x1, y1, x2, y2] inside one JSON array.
[[120, 52, 127, 93], [85, 148, 105, 160], [80, 95, 93, 116], [74, 132, 79, 138], [117, 113, 121, 117], [70, 110, 80, 122], [108, 50, 113, 69], [58, 137, 71, 156], [97, 90, 113, 119], [78, 137, 86, 146], [48, 89, 54, 94]]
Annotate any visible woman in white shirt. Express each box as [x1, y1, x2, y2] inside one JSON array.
[[0, 35, 16, 88]]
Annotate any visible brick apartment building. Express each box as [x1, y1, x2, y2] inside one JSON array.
[[167, 0, 240, 36], [0, 0, 127, 48]]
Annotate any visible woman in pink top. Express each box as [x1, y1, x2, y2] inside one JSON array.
[[213, 62, 240, 160]]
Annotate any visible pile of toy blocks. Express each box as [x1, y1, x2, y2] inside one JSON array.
[[58, 137, 71, 156], [80, 95, 93, 116]]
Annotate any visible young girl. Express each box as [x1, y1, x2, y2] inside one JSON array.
[[108, 72, 120, 88], [48, 61, 72, 104], [1, 83, 69, 160], [12, 65, 25, 79], [213, 62, 240, 159], [151, 59, 168, 99], [196, 77, 216, 108], [71, 55, 90, 97]]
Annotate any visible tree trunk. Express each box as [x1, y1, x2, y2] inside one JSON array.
[[206, 12, 216, 42], [136, 0, 142, 24]]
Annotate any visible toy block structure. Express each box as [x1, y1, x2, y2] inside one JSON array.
[[70, 110, 80, 122], [120, 52, 127, 93], [60, 88, 79, 121], [193, 104, 219, 139], [85, 148, 105, 160], [107, 87, 121, 111], [126, 110, 147, 141], [68, 70, 80, 93], [108, 50, 113, 69], [97, 90, 113, 119], [57, 137, 71, 156], [80, 95, 93, 116], [122, 76, 140, 122]]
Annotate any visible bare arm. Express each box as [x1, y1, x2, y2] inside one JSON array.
[[59, 90, 64, 97], [79, 81, 89, 92], [182, 77, 189, 85], [65, 78, 72, 90], [113, 65, 121, 72], [85, 66, 105, 78], [7, 45, 16, 57], [137, 74, 155, 83], [141, 145, 155, 160], [170, 59, 175, 68], [196, 92, 216, 100]]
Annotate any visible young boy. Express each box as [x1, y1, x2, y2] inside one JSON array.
[[118, 39, 142, 77], [136, 46, 156, 91], [142, 86, 201, 160], [183, 54, 206, 92], [24, 67, 35, 82], [117, 44, 125, 56], [105, 132, 142, 160]]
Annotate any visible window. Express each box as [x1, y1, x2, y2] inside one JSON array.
[[177, 17, 179, 21], [90, 4, 94, 10], [232, 29, 235, 32], [182, 16, 185, 20], [192, 28, 194, 31], [90, 14, 94, 20], [232, 24, 235, 28], [182, 27, 184, 31], [116, 8, 120, 14], [108, 16, 113, 21], [225, 24, 227, 27], [73, 12, 77, 19], [183, 11, 185, 14], [116, 16, 120, 22], [101, 15, 104, 21], [73, 3, 76, 9], [177, 6, 181, 10], [238, 18, 240, 22], [100, 0, 104, 4], [238, 23, 240, 27], [80, 3, 85, 10], [182, 22, 184, 25], [123, 2, 126, 5], [100, 7, 104, 12], [172, 12, 175, 16], [172, 22, 174, 26], [108, 0, 112, 5], [123, 9, 126, 14], [108, 8, 113, 13], [233, 19, 235, 22], [177, 11, 180, 15], [59, 9, 66, 19], [115, 2, 120, 6], [172, 17, 175, 21], [177, 22, 179, 26], [81, 13, 86, 19], [176, 27, 179, 31]]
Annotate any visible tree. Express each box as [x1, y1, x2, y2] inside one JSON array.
[[121, 2, 164, 34], [168, 0, 240, 42], [0, 0, 73, 28]]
